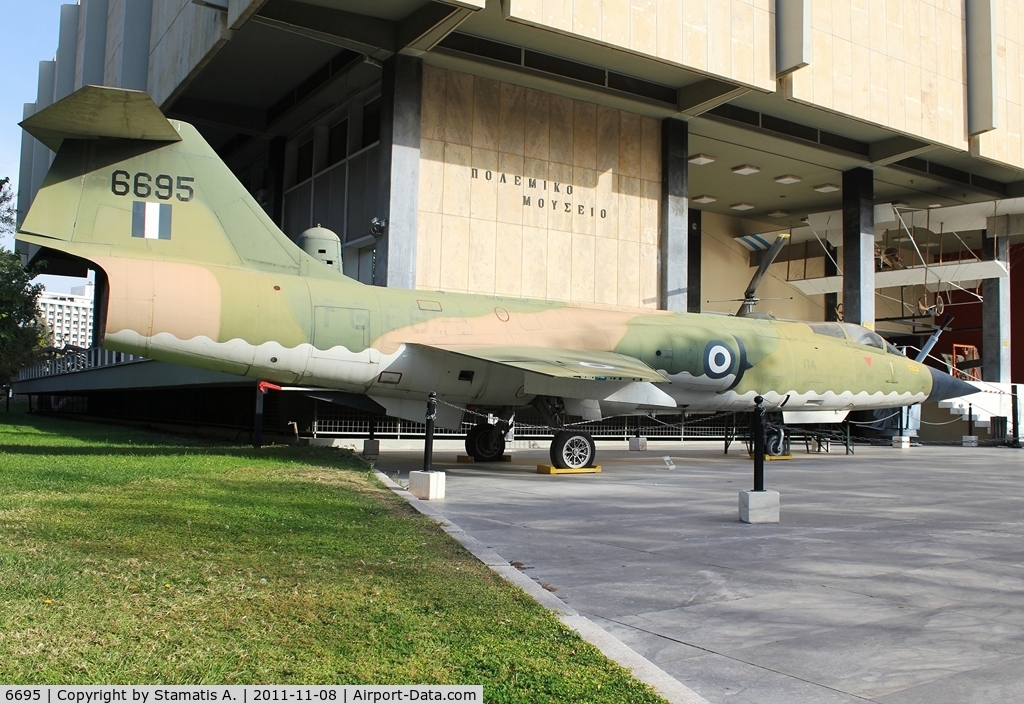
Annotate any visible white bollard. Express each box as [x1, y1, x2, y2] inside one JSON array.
[[409, 470, 446, 500], [629, 436, 648, 451], [739, 490, 780, 524], [362, 438, 380, 459]]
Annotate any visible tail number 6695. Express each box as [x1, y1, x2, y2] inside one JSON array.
[[111, 170, 194, 202]]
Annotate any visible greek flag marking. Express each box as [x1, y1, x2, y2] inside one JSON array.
[[131, 201, 172, 240]]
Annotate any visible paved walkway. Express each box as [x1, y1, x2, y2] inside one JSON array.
[[375, 441, 1024, 703]]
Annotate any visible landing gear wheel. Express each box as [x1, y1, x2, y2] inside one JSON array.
[[465, 424, 506, 462], [765, 428, 787, 456], [549, 430, 596, 469]]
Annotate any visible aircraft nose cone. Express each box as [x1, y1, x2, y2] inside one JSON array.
[[927, 366, 981, 403]]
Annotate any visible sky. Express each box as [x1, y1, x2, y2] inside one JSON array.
[[1, 0, 91, 292]]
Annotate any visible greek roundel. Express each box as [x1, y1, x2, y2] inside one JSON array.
[[703, 340, 734, 379]]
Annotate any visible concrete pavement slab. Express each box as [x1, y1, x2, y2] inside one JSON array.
[[877, 655, 1024, 703], [373, 442, 1024, 702]]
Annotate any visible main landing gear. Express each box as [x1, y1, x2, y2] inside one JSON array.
[[465, 398, 597, 469], [549, 430, 596, 469], [465, 423, 597, 469]]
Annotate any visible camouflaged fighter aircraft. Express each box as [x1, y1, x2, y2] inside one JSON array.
[[17, 87, 978, 469]]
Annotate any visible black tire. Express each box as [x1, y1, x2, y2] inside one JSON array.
[[550, 430, 596, 469], [766, 428, 787, 456], [465, 424, 506, 462]]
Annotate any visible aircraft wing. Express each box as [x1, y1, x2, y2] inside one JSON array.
[[425, 344, 667, 383]]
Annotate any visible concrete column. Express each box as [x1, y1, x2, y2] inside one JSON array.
[[842, 167, 874, 327], [824, 242, 839, 321], [982, 229, 1011, 383], [55, 4, 80, 101], [966, 0, 997, 135], [79, 0, 109, 88], [17, 103, 37, 228], [687, 208, 702, 313], [119, 0, 153, 90], [660, 117, 688, 311], [374, 54, 422, 289], [30, 62, 56, 199]]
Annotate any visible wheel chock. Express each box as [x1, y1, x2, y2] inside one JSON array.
[[748, 453, 794, 461], [537, 465, 602, 474]]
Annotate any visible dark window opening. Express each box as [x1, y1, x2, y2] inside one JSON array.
[[524, 50, 605, 86], [296, 139, 314, 183], [362, 98, 381, 149], [607, 72, 677, 104], [328, 119, 348, 166], [458, 370, 475, 382], [818, 130, 869, 156], [439, 33, 521, 65], [761, 114, 818, 143]]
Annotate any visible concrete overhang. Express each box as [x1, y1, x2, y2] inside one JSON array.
[[170, 0, 1024, 231]]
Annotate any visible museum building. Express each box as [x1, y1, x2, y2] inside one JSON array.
[[14, 0, 1024, 439]]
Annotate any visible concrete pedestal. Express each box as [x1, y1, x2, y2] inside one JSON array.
[[892, 435, 910, 448], [629, 437, 648, 451], [963, 435, 979, 448], [409, 470, 445, 500], [362, 439, 380, 459], [739, 490, 780, 524]]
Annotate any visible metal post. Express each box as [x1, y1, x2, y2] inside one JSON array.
[[423, 391, 437, 472], [753, 396, 765, 491], [254, 385, 265, 450], [968, 403, 974, 437], [1011, 385, 1020, 448]]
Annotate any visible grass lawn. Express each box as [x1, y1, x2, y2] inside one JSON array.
[[0, 406, 665, 702]]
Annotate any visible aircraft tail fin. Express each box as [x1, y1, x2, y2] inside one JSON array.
[[17, 85, 309, 276]]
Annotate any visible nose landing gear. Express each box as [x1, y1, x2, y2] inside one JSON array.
[[464, 422, 507, 462]]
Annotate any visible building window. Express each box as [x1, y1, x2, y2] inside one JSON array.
[[328, 119, 348, 166], [296, 139, 314, 183], [361, 98, 381, 149]]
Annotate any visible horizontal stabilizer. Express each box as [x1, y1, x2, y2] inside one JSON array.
[[427, 344, 666, 383], [20, 85, 181, 152]]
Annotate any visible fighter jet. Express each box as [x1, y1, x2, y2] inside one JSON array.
[[16, 87, 978, 468]]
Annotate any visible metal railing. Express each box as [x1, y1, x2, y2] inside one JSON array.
[[17, 347, 146, 380]]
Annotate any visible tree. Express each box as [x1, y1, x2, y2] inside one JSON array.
[[0, 177, 48, 385]]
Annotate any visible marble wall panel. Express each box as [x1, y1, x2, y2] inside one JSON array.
[[787, 0, 968, 151], [417, 66, 660, 308], [502, 0, 775, 91], [468, 219, 497, 293], [494, 222, 524, 297], [974, 0, 1024, 169]]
